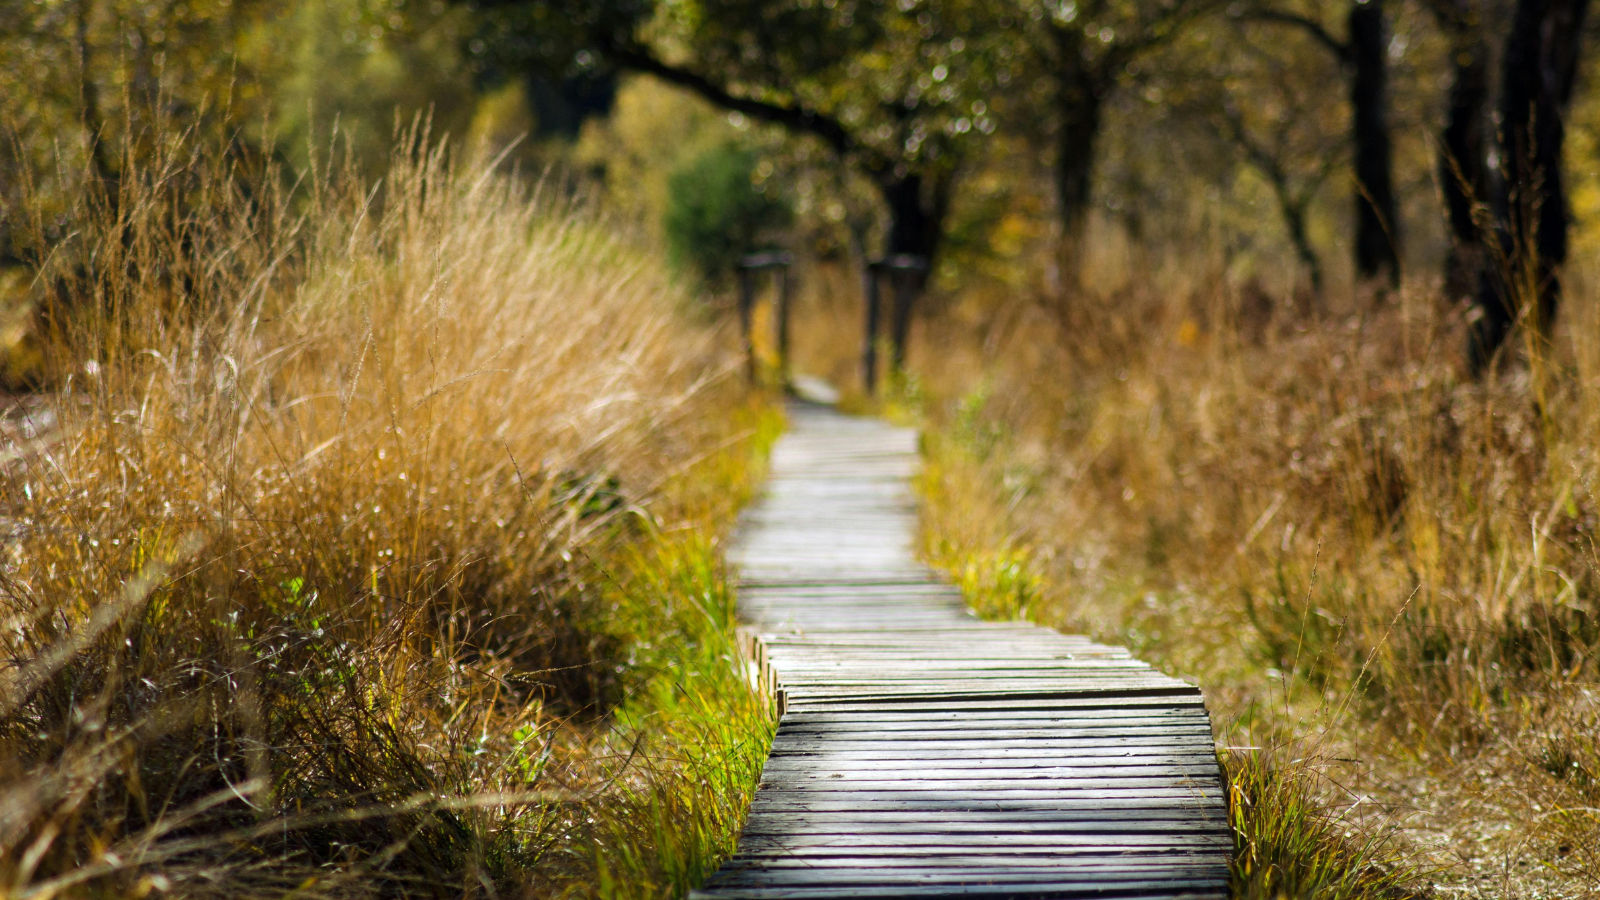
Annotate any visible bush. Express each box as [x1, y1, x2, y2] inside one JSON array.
[[0, 133, 747, 897], [663, 143, 791, 287]]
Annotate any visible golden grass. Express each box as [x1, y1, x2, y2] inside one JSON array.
[[908, 258, 1600, 897], [0, 131, 772, 897]]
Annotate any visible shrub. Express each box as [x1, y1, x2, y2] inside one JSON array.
[[0, 132, 745, 897], [662, 143, 791, 287]]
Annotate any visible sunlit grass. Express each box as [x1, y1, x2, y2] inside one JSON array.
[[578, 528, 779, 898], [0, 129, 774, 897], [906, 258, 1600, 896]]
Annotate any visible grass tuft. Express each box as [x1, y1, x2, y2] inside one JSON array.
[[905, 258, 1600, 896], [0, 128, 775, 897]]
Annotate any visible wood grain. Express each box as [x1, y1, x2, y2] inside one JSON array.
[[691, 403, 1229, 899]]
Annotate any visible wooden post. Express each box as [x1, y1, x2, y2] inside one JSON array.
[[862, 261, 881, 397], [863, 255, 927, 392], [776, 264, 792, 389], [736, 251, 795, 389], [889, 267, 914, 375], [737, 266, 756, 383]]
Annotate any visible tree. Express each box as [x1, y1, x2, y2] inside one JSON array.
[[471, 1, 1000, 265], [1241, 0, 1403, 289], [663, 142, 792, 286], [1422, 0, 1494, 299], [0, 0, 273, 261], [462, 0, 1002, 370], [1468, 0, 1592, 372], [995, 0, 1222, 282], [1150, 15, 1345, 295], [0, 0, 486, 265], [1217, 101, 1337, 295]]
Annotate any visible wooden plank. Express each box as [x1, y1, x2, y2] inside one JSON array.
[[695, 404, 1228, 898], [758, 762, 1223, 779], [760, 770, 1224, 786], [746, 790, 1225, 804], [702, 872, 1229, 890], [734, 835, 1232, 852], [765, 736, 1217, 752], [770, 697, 1209, 713], [784, 689, 1203, 705], [716, 855, 1230, 870], [739, 817, 1231, 834], [735, 841, 1229, 854], [744, 801, 1230, 819], [695, 883, 1232, 900], [775, 713, 1214, 728]]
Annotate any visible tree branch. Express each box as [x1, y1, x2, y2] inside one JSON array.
[[1108, 0, 1231, 70], [600, 39, 892, 178], [1239, 8, 1350, 61]]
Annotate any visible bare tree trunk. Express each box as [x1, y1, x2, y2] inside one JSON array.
[[1470, 0, 1591, 373], [1054, 82, 1103, 286], [1348, 0, 1401, 288], [1281, 190, 1324, 296], [1049, 21, 1107, 287], [876, 171, 950, 373], [1437, 4, 1491, 299]]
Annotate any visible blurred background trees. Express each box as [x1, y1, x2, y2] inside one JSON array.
[[2, 0, 1597, 373]]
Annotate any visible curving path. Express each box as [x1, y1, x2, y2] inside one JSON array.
[[693, 403, 1230, 899]]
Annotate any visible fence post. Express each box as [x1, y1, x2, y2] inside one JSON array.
[[863, 255, 928, 393], [776, 263, 792, 389], [737, 265, 756, 383], [862, 260, 881, 397], [737, 251, 795, 390]]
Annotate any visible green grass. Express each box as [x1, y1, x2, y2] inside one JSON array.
[[584, 530, 779, 897], [571, 405, 784, 898], [1224, 749, 1425, 900]]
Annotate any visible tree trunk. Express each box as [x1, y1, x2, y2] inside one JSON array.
[[876, 171, 949, 373], [1054, 85, 1102, 285], [1348, 0, 1401, 288], [1436, 4, 1491, 299], [1050, 21, 1106, 287], [1469, 0, 1591, 373], [1278, 190, 1324, 296]]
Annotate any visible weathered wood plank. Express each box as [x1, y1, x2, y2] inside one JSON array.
[[743, 801, 1229, 819], [695, 403, 1229, 899], [701, 871, 1229, 889], [739, 817, 1231, 834], [736, 832, 1231, 846], [715, 855, 1231, 870]]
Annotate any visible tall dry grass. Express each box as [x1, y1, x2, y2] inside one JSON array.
[[911, 258, 1600, 897], [0, 131, 766, 896]]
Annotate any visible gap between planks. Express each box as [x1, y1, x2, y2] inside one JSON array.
[[693, 403, 1228, 899]]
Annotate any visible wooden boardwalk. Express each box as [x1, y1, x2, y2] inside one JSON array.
[[693, 403, 1230, 899]]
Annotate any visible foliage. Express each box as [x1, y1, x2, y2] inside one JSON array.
[[1225, 749, 1423, 899], [266, 0, 481, 173], [572, 77, 742, 235], [577, 524, 779, 897], [461, 0, 1007, 263], [663, 143, 792, 287]]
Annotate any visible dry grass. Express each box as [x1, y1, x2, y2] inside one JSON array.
[[909, 257, 1600, 898], [0, 130, 772, 897]]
